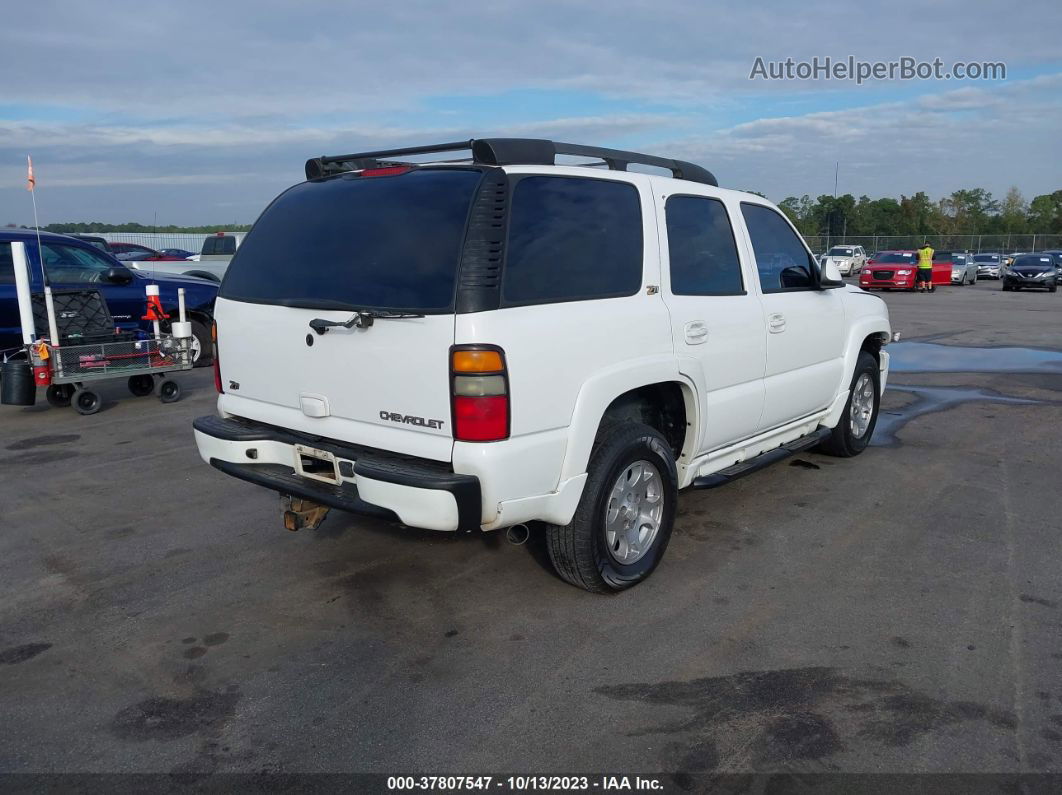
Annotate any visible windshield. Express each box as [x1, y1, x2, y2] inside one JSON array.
[[932, 252, 953, 263], [973, 254, 999, 263], [828, 247, 854, 256], [1012, 255, 1053, 268], [221, 168, 482, 312], [873, 253, 916, 264]]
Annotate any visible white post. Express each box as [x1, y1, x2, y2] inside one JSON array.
[[11, 241, 36, 345], [43, 285, 60, 346], [178, 288, 187, 324]]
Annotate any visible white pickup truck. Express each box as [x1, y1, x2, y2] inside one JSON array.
[[127, 233, 242, 283]]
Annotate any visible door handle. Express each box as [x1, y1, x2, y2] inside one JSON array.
[[684, 321, 709, 345], [767, 312, 786, 333]]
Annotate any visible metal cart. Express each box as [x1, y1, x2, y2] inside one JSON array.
[[40, 330, 193, 414], [2, 240, 195, 415]]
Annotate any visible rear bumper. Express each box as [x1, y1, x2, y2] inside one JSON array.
[[193, 415, 481, 532]]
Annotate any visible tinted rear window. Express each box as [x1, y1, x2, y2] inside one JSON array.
[[665, 196, 743, 296], [0, 242, 14, 284], [221, 169, 481, 311], [502, 176, 642, 306]]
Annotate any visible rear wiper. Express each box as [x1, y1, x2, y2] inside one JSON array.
[[309, 309, 425, 335]]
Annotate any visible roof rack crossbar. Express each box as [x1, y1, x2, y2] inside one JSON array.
[[306, 138, 717, 186]]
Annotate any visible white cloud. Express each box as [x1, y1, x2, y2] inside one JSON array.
[[1, 0, 1059, 223]]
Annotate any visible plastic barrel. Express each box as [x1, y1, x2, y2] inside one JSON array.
[[1, 360, 36, 406]]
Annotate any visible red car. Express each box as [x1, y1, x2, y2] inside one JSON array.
[[108, 242, 188, 262], [859, 250, 950, 291]]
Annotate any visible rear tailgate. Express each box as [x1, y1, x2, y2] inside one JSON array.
[[214, 167, 485, 463]]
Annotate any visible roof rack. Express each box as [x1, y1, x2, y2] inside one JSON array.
[[305, 138, 718, 186]]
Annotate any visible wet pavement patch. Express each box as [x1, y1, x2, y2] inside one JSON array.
[[110, 689, 240, 742], [1019, 595, 1059, 609], [5, 434, 80, 451], [889, 342, 1062, 374], [595, 667, 1015, 771], [873, 385, 1048, 447], [0, 643, 52, 665]]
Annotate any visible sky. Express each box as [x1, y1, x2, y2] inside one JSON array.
[[1, 0, 1060, 226]]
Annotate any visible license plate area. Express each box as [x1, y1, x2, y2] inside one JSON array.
[[294, 444, 339, 484]]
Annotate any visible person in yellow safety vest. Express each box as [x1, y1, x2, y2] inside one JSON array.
[[916, 242, 935, 292]]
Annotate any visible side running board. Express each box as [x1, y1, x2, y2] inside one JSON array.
[[691, 427, 832, 490]]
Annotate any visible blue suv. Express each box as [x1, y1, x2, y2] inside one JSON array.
[[1, 230, 218, 363]]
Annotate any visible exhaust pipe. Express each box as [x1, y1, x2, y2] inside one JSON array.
[[506, 523, 530, 546]]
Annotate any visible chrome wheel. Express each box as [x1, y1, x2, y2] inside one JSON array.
[[189, 334, 202, 363], [604, 460, 663, 565], [849, 373, 875, 439]]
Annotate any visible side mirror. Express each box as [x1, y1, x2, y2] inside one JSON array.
[[103, 266, 133, 284], [818, 258, 845, 288]]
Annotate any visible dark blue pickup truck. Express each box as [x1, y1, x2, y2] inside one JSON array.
[[1, 230, 218, 363]]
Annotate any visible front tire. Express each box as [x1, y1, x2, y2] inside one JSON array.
[[46, 384, 74, 408], [189, 319, 211, 368], [545, 422, 677, 593], [818, 351, 880, 457], [73, 389, 101, 415]]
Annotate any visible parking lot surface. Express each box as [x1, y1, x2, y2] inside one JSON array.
[[1, 280, 1060, 777]]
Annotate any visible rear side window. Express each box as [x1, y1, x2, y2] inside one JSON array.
[[0, 243, 14, 284], [665, 196, 744, 295], [503, 176, 642, 306], [741, 203, 816, 292], [203, 236, 237, 255], [221, 169, 482, 312]]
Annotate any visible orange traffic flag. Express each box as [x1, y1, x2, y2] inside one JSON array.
[[26, 156, 35, 191]]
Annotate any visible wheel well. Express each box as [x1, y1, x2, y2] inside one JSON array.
[[861, 333, 886, 362], [600, 383, 688, 459]]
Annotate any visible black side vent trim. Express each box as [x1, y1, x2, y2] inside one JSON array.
[[456, 168, 508, 314]]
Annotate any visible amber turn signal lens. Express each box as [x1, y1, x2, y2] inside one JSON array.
[[452, 350, 504, 373]]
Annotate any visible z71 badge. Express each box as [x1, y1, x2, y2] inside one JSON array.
[[379, 411, 445, 430]]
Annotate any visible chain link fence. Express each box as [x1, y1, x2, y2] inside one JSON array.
[[807, 234, 1062, 254]]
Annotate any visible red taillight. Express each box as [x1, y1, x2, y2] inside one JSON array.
[[360, 166, 412, 177], [453, 396, 508, 441], [212, 321, 223, 394], [450, 346, 509, 442]]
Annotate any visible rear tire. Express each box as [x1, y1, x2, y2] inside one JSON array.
[[818, 351, 880, 458], [545, 422, 677, 593]]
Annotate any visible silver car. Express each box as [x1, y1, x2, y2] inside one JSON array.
[[949, 252, 978, 285], [973, 253, 1003, 279]]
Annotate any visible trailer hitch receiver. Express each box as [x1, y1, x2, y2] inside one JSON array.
[[282, 495, 331, 531]]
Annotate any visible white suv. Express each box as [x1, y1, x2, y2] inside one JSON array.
[[820, 245, 867, 276], [194, 138, 891, 593]]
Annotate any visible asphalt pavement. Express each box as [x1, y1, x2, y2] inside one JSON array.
[[1, 278, 1060, 781]]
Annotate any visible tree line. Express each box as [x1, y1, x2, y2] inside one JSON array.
[[778, 188, 1062, 238], [7, 186, 1061, 238], [2, 221, 254, 234]]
